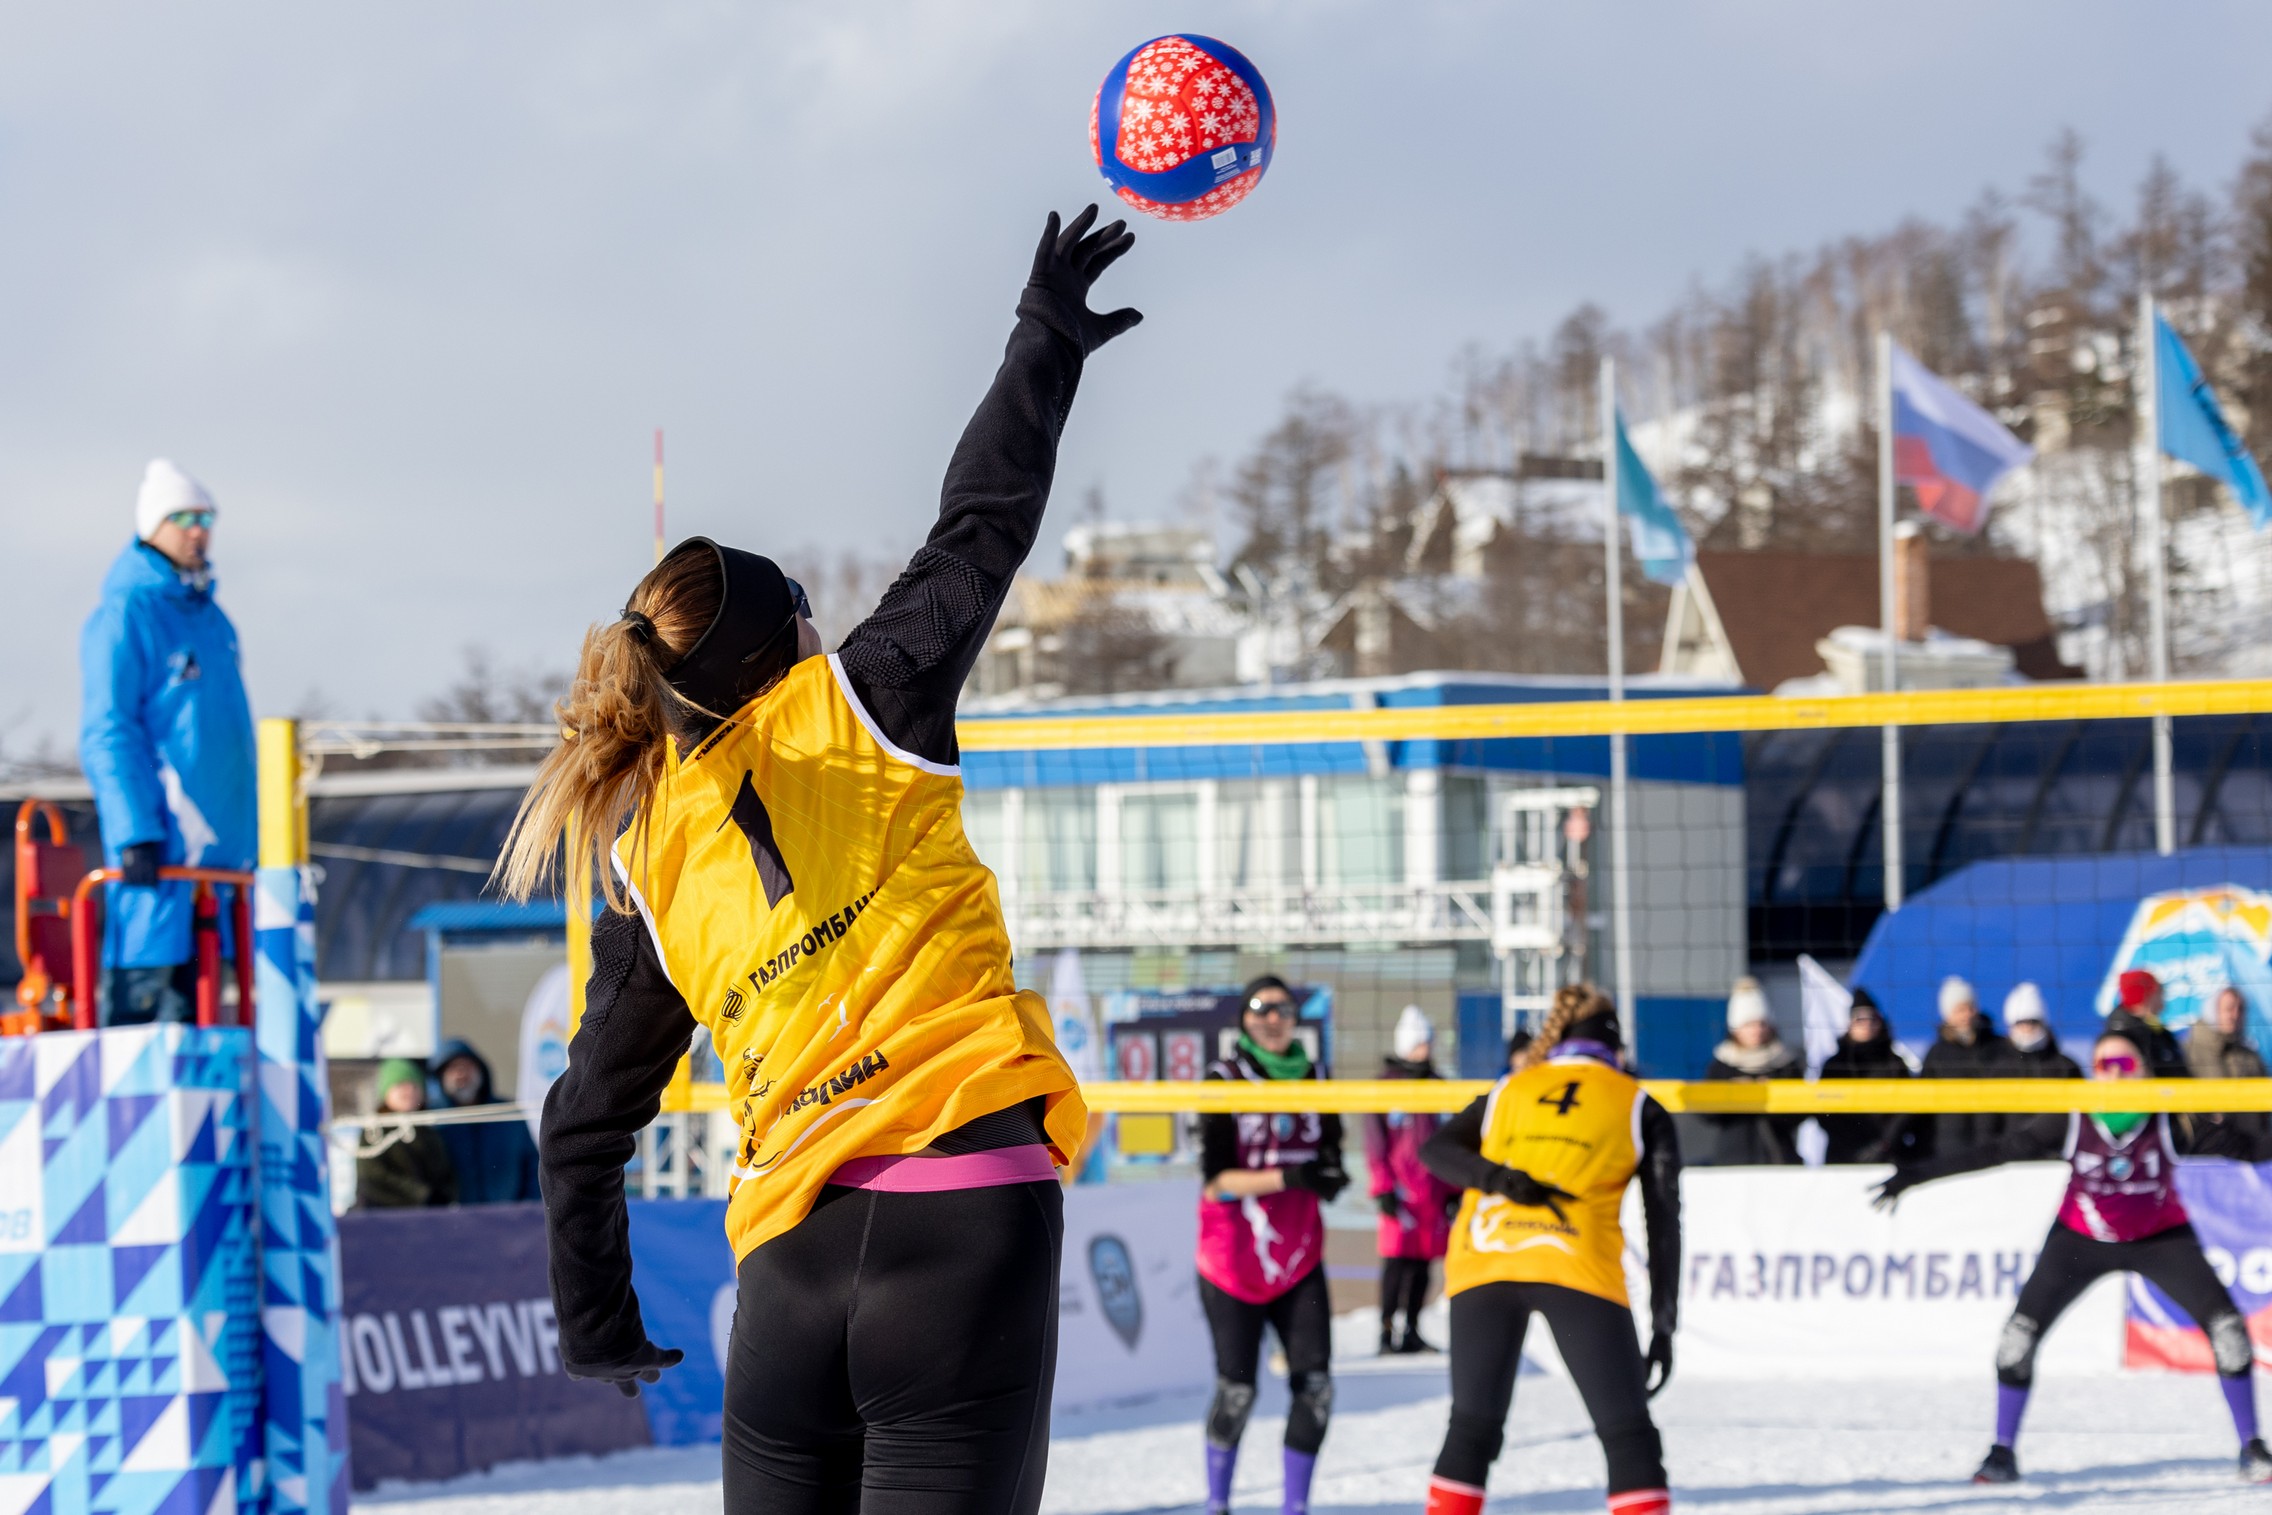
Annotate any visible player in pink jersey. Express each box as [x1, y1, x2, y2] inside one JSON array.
[[1873, 1023, 2272, 1485], [1195, 976, 1347, 1515]]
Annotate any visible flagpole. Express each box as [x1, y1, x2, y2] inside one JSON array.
[[1876, 331, 1903, 910], [1601, 356, 1637, 1045], [653, 427, 667, 566], [2138, 292, 2175, 855]]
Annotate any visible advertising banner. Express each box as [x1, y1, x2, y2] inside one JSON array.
[[337, 1204, 650, 1488], [622, 1199, 738, 1447], [2097, 884, 2272, 1037], [1658, 1164, 2122, 1379], [2123, 1161, 2272, 1372], [1056, 1179, 1211, 1409]]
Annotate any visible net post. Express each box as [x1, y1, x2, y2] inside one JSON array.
[[254, 716, 351, 1508]]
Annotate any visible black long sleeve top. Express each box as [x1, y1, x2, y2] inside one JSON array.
[[538, 286, 1093, 1373], [1897, 1109, 2272, 1190], [1421, 1087, 1685, 1337]]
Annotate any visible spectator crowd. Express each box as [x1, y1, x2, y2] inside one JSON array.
[[1697, 968, 2268, 1166]]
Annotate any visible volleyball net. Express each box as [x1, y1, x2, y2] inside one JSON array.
[[938, 676, 2272, 1125]]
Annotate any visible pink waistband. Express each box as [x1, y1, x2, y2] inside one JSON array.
[[825, 1144, 1057, 1193]]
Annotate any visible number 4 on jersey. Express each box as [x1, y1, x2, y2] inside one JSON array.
[[1538, 1080, 1581, 1116]]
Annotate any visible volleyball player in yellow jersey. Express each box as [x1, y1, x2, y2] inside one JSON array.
[[1419, 987, 1683, 1515], [498, 206, 1142, 1515]]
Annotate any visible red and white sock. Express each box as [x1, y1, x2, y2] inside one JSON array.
[[1424, 1475, 1486, 1515], [1607, 1489, 1670, 1515]]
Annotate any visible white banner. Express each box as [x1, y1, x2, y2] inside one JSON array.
[[1625, 1164, 2123, 1379], [1056, 1180, 1211, 1410]]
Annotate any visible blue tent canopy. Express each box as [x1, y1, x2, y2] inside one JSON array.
[[1849, 845, 2272, 1050]]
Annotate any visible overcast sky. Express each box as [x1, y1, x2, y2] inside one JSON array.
[[7, 1, 2272, 752]]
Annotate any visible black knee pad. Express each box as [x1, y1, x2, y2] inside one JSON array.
[[1598, 1418, 1666, 1495], [1206, 1377, 1257, 1448], [1286, 1370, 1334, 1455], [1994, 1313, 2041, 1388], [2209, 1311, 2255, 1377], [1434, 1408, 1505, 1487]]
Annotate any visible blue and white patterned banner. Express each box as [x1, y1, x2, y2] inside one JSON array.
[[0, 1025, 260, 1515], [256, 864, 348, 1514]]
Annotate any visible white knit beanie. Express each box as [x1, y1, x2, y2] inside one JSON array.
[[1726, 976, 1770, 1031], [136, 459, 214, 541], [1938, 976, 1978, 1017], [1392, 1004, 1433, 1060], [2003, 981, 2048, 1026]]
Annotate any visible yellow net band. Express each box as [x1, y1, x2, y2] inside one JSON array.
[[955, 677, 2272, 752], [661, 1077, 2272, 1117]]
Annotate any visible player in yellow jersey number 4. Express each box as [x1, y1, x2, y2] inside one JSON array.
[[498, 206, 1142, 1515], [1420, 986, 1684, 1515]]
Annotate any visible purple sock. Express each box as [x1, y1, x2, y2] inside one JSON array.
[[2225, 1375, 2260, 1444], [1282, 1447, 1317, 1515], [1995, 1382, 2029, 1446], [1206, 1443, 1237, 1513]]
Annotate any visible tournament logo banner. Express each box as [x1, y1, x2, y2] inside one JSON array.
[[2124, 1162, 2272, 1372], [2096, 884, 2272, 1033]]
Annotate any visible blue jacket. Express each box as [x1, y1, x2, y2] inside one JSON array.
[[429, 1038, 543, 1205], [79, 541, 257, 969]]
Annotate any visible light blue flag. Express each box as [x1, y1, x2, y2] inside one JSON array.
[[1615, 409, 1693, 585], [2157, 313, 2272, 529]]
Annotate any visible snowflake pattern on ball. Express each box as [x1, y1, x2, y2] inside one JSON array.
[[1110, 37, 1260, 175], [1111, 169, 1262, 223]]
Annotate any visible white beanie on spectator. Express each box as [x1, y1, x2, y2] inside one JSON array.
[[1392, 1004, 1433, 1060], [136, 459, 214, 542], [1727, 976, 1770, 1031], [1939, 976, 1978, 1017], [2004, 981, 2048, 1026]]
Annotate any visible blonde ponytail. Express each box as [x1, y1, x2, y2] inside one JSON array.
[[495, 549, 723, 912], [1514, 983, 1610, 1071]]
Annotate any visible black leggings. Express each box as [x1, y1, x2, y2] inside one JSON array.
[[722, 1180, 1064, 1515], [1435, 1282, 1664, 1497], [2002, 1221, 2252, 1384], [1380, 1257, 1432, 1340], [1199, 1266, 1334, 1454]]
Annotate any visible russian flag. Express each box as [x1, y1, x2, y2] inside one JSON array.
[[1889, 343, 2034, 535]]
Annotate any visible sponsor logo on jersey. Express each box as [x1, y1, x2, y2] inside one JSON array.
[[787, 1050, 891, 1113], [743, 887, 880, 994]]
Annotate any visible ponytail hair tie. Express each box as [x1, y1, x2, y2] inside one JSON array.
[[619, 609, 656, 644]]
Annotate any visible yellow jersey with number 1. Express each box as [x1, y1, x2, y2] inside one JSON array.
[[616, 653, 1086, 1263], [1444, 1054, 1644, 1305]]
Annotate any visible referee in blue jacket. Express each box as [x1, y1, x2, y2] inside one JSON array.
[[78, 459, 257, 1025]]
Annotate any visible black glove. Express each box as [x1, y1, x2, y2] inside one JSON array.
[[1644, 1331, 1674, 1398], [1376, 1190, 1406, 1221], [1023, 205, 1142, 356], [1482, 1165, 1576, 1224], [118, 842, 163, 888], [564, 1339, 684, 1399], [1284, 1160, 1348, 1201], [1871, 1166, 1922, 1213]]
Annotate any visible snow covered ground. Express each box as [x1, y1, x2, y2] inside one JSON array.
[[356, 1347, 2269, 1514]]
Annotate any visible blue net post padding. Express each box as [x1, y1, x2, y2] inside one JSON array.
[[256, 863, 349, 1513], [0, 1025, 261, 1514]]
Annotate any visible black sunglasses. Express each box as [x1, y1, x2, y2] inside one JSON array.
[[784, 577, 811, 621], [1247, 998, 1296, 1019]]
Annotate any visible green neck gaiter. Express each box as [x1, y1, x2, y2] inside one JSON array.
[[2094, 1110, 2149, 1139], [1239, 1032, 1312, 1081]]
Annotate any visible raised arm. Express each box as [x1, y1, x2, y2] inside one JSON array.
[[837, 207, 1141, 765], [540, 909, 696, 1393]]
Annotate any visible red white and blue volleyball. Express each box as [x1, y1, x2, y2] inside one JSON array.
[[1091, 35, 1275, 222]]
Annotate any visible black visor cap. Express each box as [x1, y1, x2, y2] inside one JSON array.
[[653, 536, 802, 721]]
